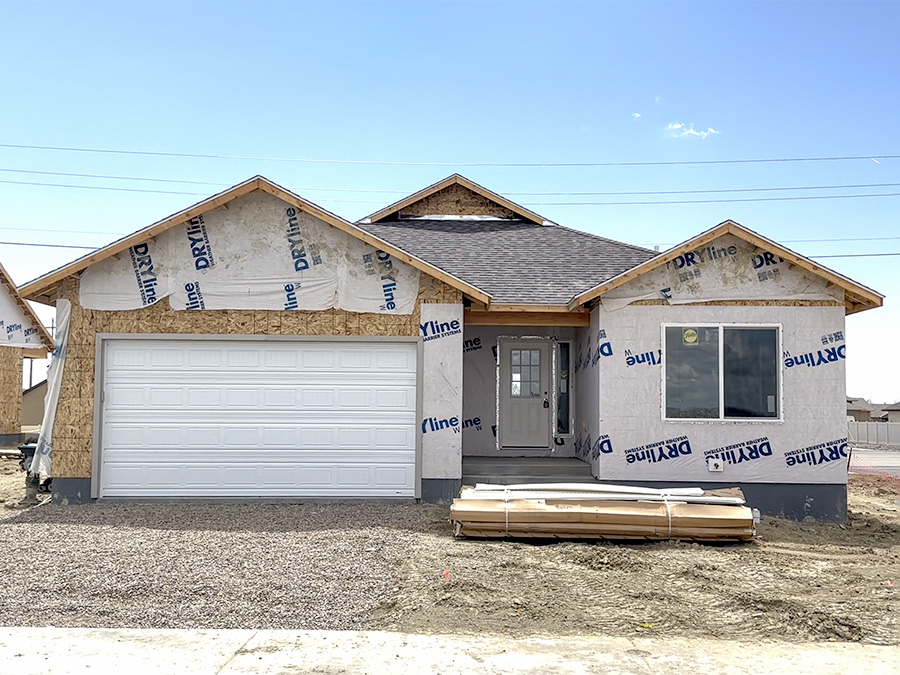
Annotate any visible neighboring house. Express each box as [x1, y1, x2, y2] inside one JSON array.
[[19, 174, 883, 520], [0, 262, 53, 444], [847, 397, 875, 422], [22, 379, 48, 428], [882, 403, 900, 424]]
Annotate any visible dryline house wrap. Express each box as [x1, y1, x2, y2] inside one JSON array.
[[79, 191, 421, 314]]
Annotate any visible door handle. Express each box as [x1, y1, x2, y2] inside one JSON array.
[[543, 399, 550, 409]]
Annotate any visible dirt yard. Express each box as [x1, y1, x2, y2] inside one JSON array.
[[0, 458, 896, 645]]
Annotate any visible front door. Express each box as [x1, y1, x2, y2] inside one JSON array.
[[499, 340, 551, 449]]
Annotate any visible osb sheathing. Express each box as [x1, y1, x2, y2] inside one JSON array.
[[398, 183, 517, 218], [0, 347, 23, 435], [52, 274, 462, 478]]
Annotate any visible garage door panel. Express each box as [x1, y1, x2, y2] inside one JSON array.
[[100, 338, 418, 498]]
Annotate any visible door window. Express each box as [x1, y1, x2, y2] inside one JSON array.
[[510, 348, 542, 397]]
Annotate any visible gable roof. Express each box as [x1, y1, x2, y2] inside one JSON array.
[[20, 176, 493, 306], [568, 220, 884, 314], [359, 174, 554, 226], [0, 261, 53, 357], [359, 217, 657, 306]]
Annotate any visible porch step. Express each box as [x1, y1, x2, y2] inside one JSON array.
[[462, 456, 598, 486]]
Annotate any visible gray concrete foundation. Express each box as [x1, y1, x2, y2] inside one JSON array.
[[52, 478, 93, 505], [599, 480, 847, 522], [421, 478, 462, 504]]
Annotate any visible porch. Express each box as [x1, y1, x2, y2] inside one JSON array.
[[461, 456, 598, 486]]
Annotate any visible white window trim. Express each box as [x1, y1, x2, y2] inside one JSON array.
[[660, 322, 784, 424]]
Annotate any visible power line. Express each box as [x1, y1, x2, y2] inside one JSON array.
[[0, 168, 409, 193], [4, 166, 900, 197], [0, 142, 897, 167], [0, 240, 98, 250], [3, 177, 900, 206], [0, 238, 897, 259]]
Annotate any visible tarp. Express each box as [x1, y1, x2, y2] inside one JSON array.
[[80, 191, 420, 314], [30, 299, 71, 477]]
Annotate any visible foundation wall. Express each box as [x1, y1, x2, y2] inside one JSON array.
[[52, 275, 461, 479], [0, 347, 23, 438]]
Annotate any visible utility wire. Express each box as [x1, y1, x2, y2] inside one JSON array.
[[3, 167, 900, 197], [0, 239, 897, 259], [2, 177, 900, 206], [0, 142, 897, 167]]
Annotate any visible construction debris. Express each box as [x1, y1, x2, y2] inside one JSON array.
[[450, 483, 757, 542]]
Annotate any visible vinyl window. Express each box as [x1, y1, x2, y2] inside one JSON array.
[[663, 324, 781, 421]]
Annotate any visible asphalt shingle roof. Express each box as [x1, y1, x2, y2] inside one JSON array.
[[359, 218, 657, 305]]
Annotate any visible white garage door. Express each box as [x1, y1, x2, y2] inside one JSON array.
[[98, 338, 418, 498]]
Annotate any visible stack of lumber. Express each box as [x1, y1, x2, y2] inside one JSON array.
[[450, 483, 756, 542]]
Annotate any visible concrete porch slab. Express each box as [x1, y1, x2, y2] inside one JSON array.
[[462, 456, 597, 485]]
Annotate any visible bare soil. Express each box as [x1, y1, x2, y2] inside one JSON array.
[[0, 458, 896, 644], [372, 473, 900, 645]]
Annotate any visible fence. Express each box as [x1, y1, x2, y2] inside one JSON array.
[[848, 421, 900, 446]]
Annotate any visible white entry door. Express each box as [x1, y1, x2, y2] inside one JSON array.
[[499, 340, 551, 449], [98, 337, 418, 499]]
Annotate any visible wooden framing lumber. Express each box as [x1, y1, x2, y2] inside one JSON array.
[[464, 309, 590, 327]]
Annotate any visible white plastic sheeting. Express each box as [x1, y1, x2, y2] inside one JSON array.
[[420, 304, 464, 478], [600, 234, 842, 312], [30, 300, 71, 477], [0, 279, 44, 348], [80, 191, 420, 314]]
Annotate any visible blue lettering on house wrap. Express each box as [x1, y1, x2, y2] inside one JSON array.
[[704, 437, 773, 466], [592, 435, 613, 460], [785, 438, 848, 468], [784, 345, 845, 368], [6, 323, 22, 335], [285, 207, 321, 272], [624, 436, 692, 465], [128, 243, 159, 305], [666, 245, 738, 270], [463, 337, 482, 353], [184, 282, 205, 310], [24, 327, 38, 338], [420, 319, 461, 342], [185, 215, 215, 271], [592, 342, 613, 366], [283, 283, 300, 310], [422, 416, 460, 434], [752, 251, 785, 269], [626, 350, 662, 367], [375, 250, 400, 310]]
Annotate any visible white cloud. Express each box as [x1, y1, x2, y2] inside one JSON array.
[[632, 113, 641, 121], [667, 122, 719, 140]]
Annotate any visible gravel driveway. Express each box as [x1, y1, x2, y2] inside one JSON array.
[[0, 503, 448, 630]]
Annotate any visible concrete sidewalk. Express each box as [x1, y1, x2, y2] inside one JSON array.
[[0, 628, 896, 675]]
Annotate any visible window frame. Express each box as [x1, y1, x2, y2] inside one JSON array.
[[660, 322, 783, 423]]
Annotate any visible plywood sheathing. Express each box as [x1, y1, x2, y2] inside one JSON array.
[[50, 274, 460, 479], [398, 183, 517, 219], [0, 347, 23, 435]]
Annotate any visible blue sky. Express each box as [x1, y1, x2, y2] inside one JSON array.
[[1, 1, 898, 402]]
